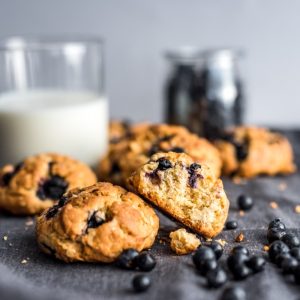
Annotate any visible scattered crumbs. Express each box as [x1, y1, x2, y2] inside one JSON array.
[[295, 205, 300, 214], [21, 259, 28, 264], [263, 245, 270, 252], [269, 201, 278, 209], [25, 219, 34, 226], [278, 182, 287, 191], [3, 235, 8, 241], [215, 239, 227, 247], [233, 177, 247, 185], [235, 233, 244, 243], [239, 210, 245, 217], [205, 237, 212, 242]]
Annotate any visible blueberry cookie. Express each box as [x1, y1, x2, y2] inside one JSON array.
[[99, 124, 222, 186], [36, 182, 159, 262], [128, 152, 229, 238], [215, 126, 296, 178], [169, 228, 201, 255], [0, 153, 97, 215]]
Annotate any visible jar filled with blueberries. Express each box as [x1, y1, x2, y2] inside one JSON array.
[[164, 48, 245, 140]]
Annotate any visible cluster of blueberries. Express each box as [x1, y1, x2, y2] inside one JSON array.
[[115, 249, 156, 292]]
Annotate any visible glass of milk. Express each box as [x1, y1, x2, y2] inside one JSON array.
[[0, 36, 108, 167]]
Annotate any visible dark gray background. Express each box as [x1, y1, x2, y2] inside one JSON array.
[[0, 0, 299, 126]]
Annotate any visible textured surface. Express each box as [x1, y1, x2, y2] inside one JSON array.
[[1, 130, 300, 300]]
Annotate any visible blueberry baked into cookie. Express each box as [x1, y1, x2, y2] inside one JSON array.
[[0, 153, 97, 215], [128, 152, 229, 238], [99, 124, 222, 187], [36, 182, 159, 262], [215, 126, 296, 178]]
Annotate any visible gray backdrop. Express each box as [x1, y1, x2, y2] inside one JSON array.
[[0, 0, 299, 126]]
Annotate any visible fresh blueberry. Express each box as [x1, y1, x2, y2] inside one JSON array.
[[267, 227, 286, 243], [231, 264, 252, 280], [281, 257, 298, 274], [221, 286, 246, 300], [275, 252, 292, 267], [237, 195, 253, 211], [132, 275, 151, 292], [294, 265, 300, 284], [116, 249, 139, 270], [290, 247, 300, 260], [246, 256, 266, 273], [192, 246, 215, 268], [281, 233, 300, 249], [197, 258, 218, 276], [227, 253, 249, 272], [134, 252, 156, 272], [206, 267, 227, 288], [156, 158, 172, 171], [268, 218, 286, 231], [226, 220, 238, 230], [232, 246, 250, 256], [207, 241, 223, 260], [269, 240, 290, 262]]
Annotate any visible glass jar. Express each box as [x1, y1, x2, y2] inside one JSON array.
[[0, 36, 108, 167]]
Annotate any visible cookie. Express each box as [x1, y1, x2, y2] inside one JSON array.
[[128, 152, 229, 238], [215, 126, 296, 178], [0, 153, 97, 215], [99, 124, 221, 186], [169, 228, 201, 255], [36, 182, 159, 263]]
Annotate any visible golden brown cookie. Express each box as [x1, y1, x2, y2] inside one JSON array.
[[169, 228, 201, 255], [99, 124, 221, 186], [36, 182, 159, 263], [128, 152, 229, 238], [0, 153, 97, 215], [215, 126, 296, 178]]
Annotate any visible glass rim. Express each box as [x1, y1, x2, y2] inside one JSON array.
[[0, 35, 104, 51]]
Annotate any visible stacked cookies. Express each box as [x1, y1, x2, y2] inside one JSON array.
[[0, 121, 296, 263]]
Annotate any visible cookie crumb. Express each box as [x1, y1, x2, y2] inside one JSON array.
[[278, 182, 287, 191], [239, 210, 245, 217], [169, 228, 201, 255], [269, 201, 278, 209], [233, 177, 247, 185], [8, 243, 13, 247], [25, 219, 34, 226], [21, 259, 28, 264], [263, 245, 269, 252], [235, 233, 244, 243], [215, 239, 227, 247], [295, 205, 300, 214], [3, 235, 8, 241]]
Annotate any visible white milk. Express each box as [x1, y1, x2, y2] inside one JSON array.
[[0, 90, 108, 167]]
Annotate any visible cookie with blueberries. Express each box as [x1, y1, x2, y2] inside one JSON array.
[[36, 182, 159, 262], [128, 152, 229, 238], [215, 126, 296, 178], [0, 153, 97, 215], [99, 124, 222, 187]]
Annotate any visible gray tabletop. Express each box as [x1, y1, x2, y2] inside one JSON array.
[[1, 130, 300, 300]]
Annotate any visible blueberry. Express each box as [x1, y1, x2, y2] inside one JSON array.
[[192, 246, 215, 268], [231, 264, 252, 280], [275, 252, 292, 267], [226, 220, 238, 230], [237, 195, 253, 211], [37, 175, 68, 200], [294, 265, 300, 284], [187, 163, 203, 188], [281, 257, 298, 274], [207, 241, 223, 260], [45, 205, 60, 220], [267, 227, 286, 243], [291, 247, 300, 260], [1, 162, 24, 186], [281, 233, 300, 249], [206, 267, 227, 288], [116, 249, 139, 270], [169, 147, 184, 153], [269, 240, 290, 262], [134, 252, 156, 272], [156, 158, 172, 171], [246, 256, 266, 273], [227, 253, 249, 272], [197, 258, 218, 276], [221, 286, 246, 300], [132, 275, 151, 292], [268, 218, 286, 231], [232, 246, 250, 256], [235, 143, 248, 161], [87, 211, 105, 229]]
